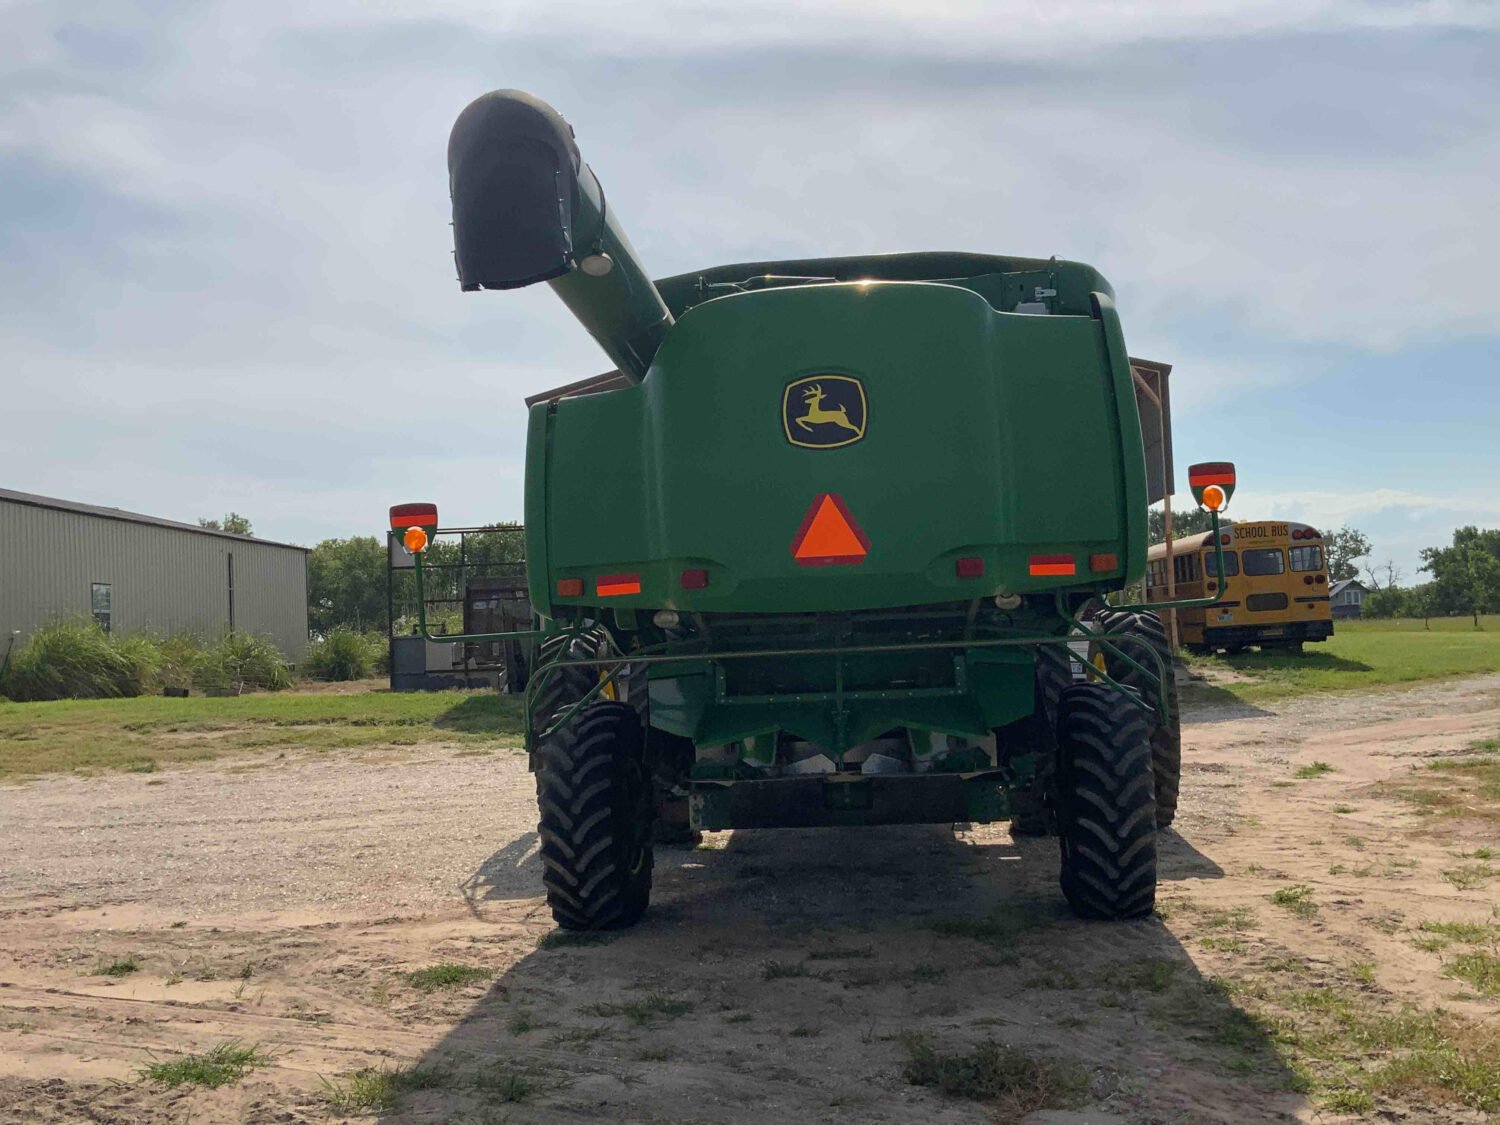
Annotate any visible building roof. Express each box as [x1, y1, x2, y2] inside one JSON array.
[[1328, 579, 1368, 597], [0, 488, 308, 552]]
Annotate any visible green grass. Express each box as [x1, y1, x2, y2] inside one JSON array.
[[403, 963, 492, 992], [1183, 616, 1500, 703], [899, 1033, 1087, 1113], [0, 688, 524, 779], [98, 957, 139, 977], [585, 992, 693, 1026], [1448, 951, 1500, 997], [1295, 761, 1334, 779], [140, 1041, 269, 1089], [1270, 885, 1317, 919]]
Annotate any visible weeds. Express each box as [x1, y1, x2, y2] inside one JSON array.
[[403, 964, 491, 992], [1270, 885, 1317, 919], [587, 992, 692, 1026], [1443, 865, 1495, 890], [763, 959, 817, 981], [141, 1041, 268, 1089], [1447, 951, 1499, 997], [1295, 762, 1334, 779], [98, 957, 139, 977], [473, 1069, 533, 1102], [900, 1033, 1087, 1113], [806, 944, 875, 961]]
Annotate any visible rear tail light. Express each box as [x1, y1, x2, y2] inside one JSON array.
[[1207, 581, 1217, 592], [1220, 534, 1232, 545], [1316, 574, 1327, 584], [1028, 554, 1076, 577], [596, 573, 641, 597], [1305, 528, 1320, 539], [1304, 575, 1315, 585], [1292, 529, 1304, 540], [680, 568, 709, 590], [955, 557, 985, 578]]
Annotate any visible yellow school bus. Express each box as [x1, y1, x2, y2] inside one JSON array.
[[1147, 520, 1334, 653]]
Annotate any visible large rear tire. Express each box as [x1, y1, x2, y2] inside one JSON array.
[[535, 701, 654, 930], [1096, 610, 1181, 828], [1055, 684, 1157, 921], [530, 629, 605, 734]]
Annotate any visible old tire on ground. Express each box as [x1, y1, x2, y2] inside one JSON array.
[[1055, 683, 1157, 920], [535, 701, 654, 930], [1095, 609, 1181, 828], [1008, 644, 1075, 837]]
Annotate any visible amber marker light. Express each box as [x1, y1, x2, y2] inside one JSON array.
[[403, 526, 428, 553], [1201, 484, 1227, 512]]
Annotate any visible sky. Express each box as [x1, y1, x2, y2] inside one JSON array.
[[3, 0, 1498, 581]]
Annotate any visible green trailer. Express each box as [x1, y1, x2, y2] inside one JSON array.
[[395, 89, 1237, 930]]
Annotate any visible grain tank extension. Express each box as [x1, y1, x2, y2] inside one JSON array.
[[399, 89, 1238, 930]]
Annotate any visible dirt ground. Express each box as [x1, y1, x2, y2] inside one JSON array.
[[1, 674, 1497, 1124]]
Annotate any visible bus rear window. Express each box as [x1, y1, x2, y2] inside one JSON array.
[[1242, 548, 1285, 576], [1203, 550, 1239, 577], [1289, 545, 1323, 571]]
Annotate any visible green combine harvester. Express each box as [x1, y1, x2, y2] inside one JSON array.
[[394, 89, 1236, 931]]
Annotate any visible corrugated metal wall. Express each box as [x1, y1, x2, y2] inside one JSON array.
[[0, 500, 307, 662]]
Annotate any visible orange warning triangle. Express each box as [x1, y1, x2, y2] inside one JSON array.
[[790, 493, 870, 566]]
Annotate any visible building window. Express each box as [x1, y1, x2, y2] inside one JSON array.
[[1242, 548, 1286, 576], [91, 583, 112, 634]]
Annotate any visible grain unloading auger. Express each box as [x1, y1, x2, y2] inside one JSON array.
[[394, 89, 1239, 930]]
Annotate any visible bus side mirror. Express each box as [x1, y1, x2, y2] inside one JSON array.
[[1188, 462, 1235, 513]]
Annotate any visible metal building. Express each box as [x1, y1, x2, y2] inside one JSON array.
[[0, 489, 308, 663]]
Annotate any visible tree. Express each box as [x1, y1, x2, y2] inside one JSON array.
[[1363, 559, 1403, 596], [198, 512, 253, 536], [1147, 505, 1215, 545], [1325, 525, 1371, 582], [1420, 526, 1500, 627], [307, 536, 388, 635]]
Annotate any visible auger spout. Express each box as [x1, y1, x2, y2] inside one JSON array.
[[447, 89, 672, 382]]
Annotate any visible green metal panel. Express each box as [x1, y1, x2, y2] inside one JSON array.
[[532, 279, 1141, 614]]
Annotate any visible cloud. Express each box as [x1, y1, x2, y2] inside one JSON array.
[[1, 1, 1498, 552]]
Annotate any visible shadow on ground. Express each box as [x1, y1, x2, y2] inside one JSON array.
[[381, 821, 1299, 1123]]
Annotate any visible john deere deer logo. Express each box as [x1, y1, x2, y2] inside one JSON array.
[[782, 375, 867, 449]]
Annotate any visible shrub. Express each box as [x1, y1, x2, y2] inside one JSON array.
[[304, 627, 383, 681], [0, 621, 291, 701], [0, 619, 145, 701], [194, 632, 292, 695]]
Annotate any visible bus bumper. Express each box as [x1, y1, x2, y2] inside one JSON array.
[[1204, 621, 1333, 648]]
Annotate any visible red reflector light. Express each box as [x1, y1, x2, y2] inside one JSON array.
[[1029, 554, 1076, 577], [1089, 552, 1118, 573], [1291, 529, 1303, 540], [1305, 528, 1320, 539], [556, 578, 583, 597], [1221, 534, 1231, 545], [955, 557, 985, 578], [680, 568, 709, 590], [596, 573, 641, 597], [390, 502, 438, 530]]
